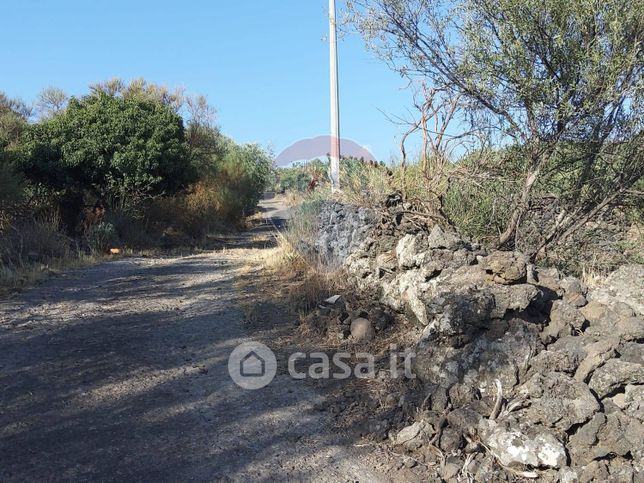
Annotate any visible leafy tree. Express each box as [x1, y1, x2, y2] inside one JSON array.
[[0, 92, 29, 152], [20, 92, 194, 202], [0, 93, 30, 229], [277, 167, 315, 192], [90, 78, 225, 178], [217, 142, 272, 213], [348, 0, 643, 250], [274, 159, 331, 192]]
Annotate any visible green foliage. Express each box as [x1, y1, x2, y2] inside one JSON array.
[[349, 0, 643, 248], [0, 92, 29, 149], [285, 195, 326, 253], [215, 142, 272, 215], [0, 163, 25, 227], [339, 158, 393, 205], [19, 92, 195, 200], [187, 123, 227, 177], [0, 93, 30, 230], [0, 81, 274, 293], [276, 167, 315, 192], [351, 0, 642, 142], [86, 222, 120, 254], [274, 159, 328, 192]]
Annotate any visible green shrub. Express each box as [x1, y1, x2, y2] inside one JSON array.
[[0, 163, 26, 230], [86, 222, 119, 254], [19, 92, 195, 202]]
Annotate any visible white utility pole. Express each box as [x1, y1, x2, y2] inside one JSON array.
[[329, 0, 341, 191]]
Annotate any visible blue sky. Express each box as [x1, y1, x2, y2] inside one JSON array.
[[1, 0, 417, 162]]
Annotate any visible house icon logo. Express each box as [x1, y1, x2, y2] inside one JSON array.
[[240, 350, 266, 377], [228, 341, 277, 390]]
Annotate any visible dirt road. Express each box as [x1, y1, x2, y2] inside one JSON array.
[[0, 199, 387, 482]]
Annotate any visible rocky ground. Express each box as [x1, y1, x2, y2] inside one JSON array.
[[294, 200, 644, 482]]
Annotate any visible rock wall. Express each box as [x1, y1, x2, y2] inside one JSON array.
[[313, 202, 376, 267], [311, 200, 644, 481]]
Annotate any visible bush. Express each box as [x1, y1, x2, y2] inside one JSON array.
[[19, 93, 194, 203], [140, 185, 224, 243], [0, 215, 71, 269], [443, 176, 518, 246], [0, 163, 26, 230], [284, 195, 327, 260], [105, 208, 153, 249], [86, 222, 119, 254]]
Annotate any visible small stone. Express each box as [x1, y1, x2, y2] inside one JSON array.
[[517, 372, 599, 431], [573, 337, 619, 382], [395, 234, 425, 269], [589, 264, 644, 315], [428, 385, 449, 412], [564, 292, 587, 307], [323, 294, 343, 305], [533, 266, 562, 294], [403, 457, 417, 468], [427, 225, 462, 250], [529, 349, 579, 375], [607, 459, 636, 483], [439, 426, 465, 452], [479, 420, 567, 469], [488, 283, 539, 318], [441, 461, 461, 480], [589, 359, 644, 399], [368, 307, 392, 331], [560, 276, 587, 297], [580, 300, 609, 326], [542, 300, 585, 343], [447, 407, 482, 437], [394, 420, 432, 450], [483, 251, 528, 284], [619, 342, 644, 364], [570, 410, 643, 466], [579, 460, 610, 483], [558, 467, 579, 483], [350, 317, 375, 342], [581, 300, 643, 342], [616, 316, 644, 341]]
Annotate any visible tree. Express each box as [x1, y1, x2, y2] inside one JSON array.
[[218, 142, 272, 213], [89, 77, 186, 112], [0, 92, 29, 150], [35, 87, 68, 118], [0, 93, 30, 229], [20, 92, 194, 203], [348, 0, 643, 250]]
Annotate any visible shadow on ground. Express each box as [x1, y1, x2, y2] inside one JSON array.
[[0, 198, 385, 482]]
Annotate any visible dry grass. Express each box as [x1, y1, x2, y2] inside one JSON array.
[[336, 164, 392, 208], [0, 251, 104, 297], [275, 191, 305, 208], [260, 233, 343, 313]]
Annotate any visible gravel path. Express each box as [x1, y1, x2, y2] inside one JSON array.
[[0, 201, 387, 482]]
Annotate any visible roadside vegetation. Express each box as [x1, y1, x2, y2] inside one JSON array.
[[0, 79, 271, 294], [276, 0, 642, 277]]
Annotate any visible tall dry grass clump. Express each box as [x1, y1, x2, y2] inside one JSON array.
[[0, 214, 86, 293]]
